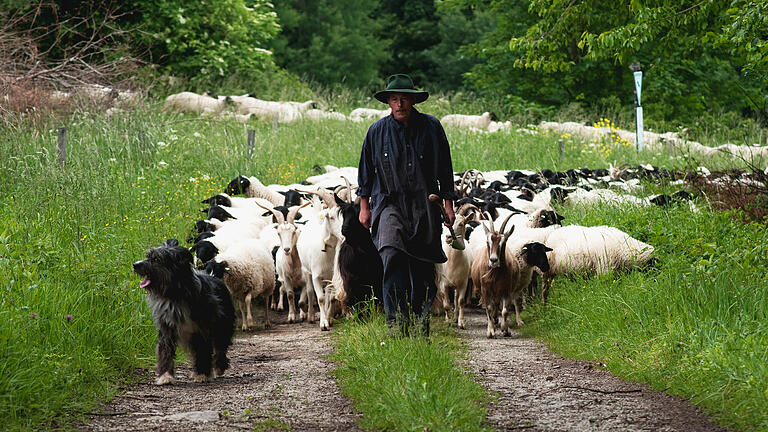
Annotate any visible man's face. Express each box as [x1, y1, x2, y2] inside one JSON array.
[[387, 93, 414, 123]]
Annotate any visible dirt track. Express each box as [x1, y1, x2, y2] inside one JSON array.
[[82, 306, 728, 431]]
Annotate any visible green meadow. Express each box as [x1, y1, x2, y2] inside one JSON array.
[[1, 101, 767, 431]]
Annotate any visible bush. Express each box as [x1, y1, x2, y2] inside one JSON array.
[[133, 0, 280, 86]]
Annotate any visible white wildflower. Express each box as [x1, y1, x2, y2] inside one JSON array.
[[157, 141, 167, 147], [193, 132, 202, 138]]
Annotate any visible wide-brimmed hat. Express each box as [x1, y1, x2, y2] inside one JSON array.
[[374, 74, 429, 104]]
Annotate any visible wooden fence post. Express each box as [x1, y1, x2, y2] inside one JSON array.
[[558, 138, 564, 161], [57, 127, 67, 168], [247, 129, 255, 160]]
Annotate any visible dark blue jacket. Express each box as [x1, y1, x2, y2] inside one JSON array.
[[357, 109, 458, 263]]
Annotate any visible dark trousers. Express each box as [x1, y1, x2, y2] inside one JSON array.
[[380, 246, 438, 334]]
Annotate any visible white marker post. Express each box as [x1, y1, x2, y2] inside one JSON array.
[[630, 62, 644, 151]]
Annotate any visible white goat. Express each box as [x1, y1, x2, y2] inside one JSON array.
[[435, 203, 478, 329], [256, 201, 312, 323], [296, 188, 344, 330]]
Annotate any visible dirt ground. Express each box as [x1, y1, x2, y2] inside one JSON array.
[[82, 306, 729, 431], [459, 306, 729, 432], [80, 310, 361, 432]]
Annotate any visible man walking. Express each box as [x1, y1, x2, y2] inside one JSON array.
[[357, 74, 457, 336]]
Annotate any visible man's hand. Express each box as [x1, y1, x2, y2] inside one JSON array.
[[443, 199, 455, 227], [359, 197, 371, 229]]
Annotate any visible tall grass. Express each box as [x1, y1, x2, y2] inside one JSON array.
[[0, 102, 766, 430], [331, 309, 491, 431]]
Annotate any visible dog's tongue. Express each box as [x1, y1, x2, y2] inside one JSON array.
[[140, 279, 151, 289]]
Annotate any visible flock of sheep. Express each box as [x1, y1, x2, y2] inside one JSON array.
[[163, 91, 514, 133], [163, 91, 768, 163], [186, 163, 679, 337]]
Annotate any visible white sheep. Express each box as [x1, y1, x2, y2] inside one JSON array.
[[304, 109, 347, 121], [542, 225, 655, 302], [204, 239, 276, 331], [224, 175, 287, 207], [441, 112, 498, 130], [349, 107, 390, 122], [163, 91, 231, 115]]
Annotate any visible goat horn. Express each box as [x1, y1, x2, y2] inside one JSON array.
[[499, 213, 515, 239], [287, 201, 312, 224], [474, 171, 485, 189], [253, 200, 285, 225], [459, 170, 472, 197], [340, 176, 353, 203], [457, 203, 480, 217], [481, 211, 495, 234], [301, 188, 336, 208]]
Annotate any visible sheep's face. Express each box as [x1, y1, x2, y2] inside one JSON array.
[[520, 242, 553, 273], [276, 223, 299, 255]]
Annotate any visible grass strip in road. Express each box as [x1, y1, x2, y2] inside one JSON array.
[[331, 311, 491, 432]]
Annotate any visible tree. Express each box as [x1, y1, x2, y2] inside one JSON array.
[[270, 0, 387, 88]]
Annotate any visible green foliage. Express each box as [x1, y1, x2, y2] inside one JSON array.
[[270, 0, 388, 88], [445, 0, 768, 125], [130, 0, 280, 85]]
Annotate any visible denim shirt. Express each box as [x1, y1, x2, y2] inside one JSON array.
[[357, 109, 458, 262]]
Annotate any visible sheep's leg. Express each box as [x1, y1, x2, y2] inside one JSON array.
[[286, 283, 297, 323], [238, 301, 248, 332], [263, 295, 271, 329], [542, 273, 553, 304], [456, 283, 467, 329], [244, 293, 255, 331]]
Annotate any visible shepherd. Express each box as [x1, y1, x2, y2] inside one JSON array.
[[357, 73, 457, 337]]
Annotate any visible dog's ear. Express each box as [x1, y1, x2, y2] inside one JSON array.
[[164, 238, 179, 247]]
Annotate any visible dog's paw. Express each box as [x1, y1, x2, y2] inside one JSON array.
[[155, 372, 175, 386], [190, 372, 211, 383]]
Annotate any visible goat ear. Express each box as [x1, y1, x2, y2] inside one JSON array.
[[544, 246, 553, 252]]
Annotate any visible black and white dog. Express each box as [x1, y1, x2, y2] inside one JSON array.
[[133, 239, 235, 385]]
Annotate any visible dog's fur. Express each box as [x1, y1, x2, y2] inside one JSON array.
[[133, 239, 235, 385]]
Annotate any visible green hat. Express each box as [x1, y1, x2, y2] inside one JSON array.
[[374, 74, 429, 104]]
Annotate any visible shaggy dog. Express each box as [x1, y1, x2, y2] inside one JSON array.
[[133, 239, 236, 385]]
